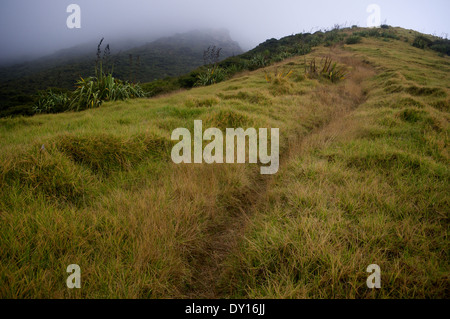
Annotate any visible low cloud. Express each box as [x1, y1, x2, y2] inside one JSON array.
[[0, 0, 448, 63]]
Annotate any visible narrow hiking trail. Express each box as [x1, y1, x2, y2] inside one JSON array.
[[183, 48, 376, 298]]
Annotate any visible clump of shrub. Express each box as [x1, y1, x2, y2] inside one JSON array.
[[33, 89, 72, 114], [430, 40, 450, 56], [249, 53, 269, 70], [412, 35, 433, 49], [345, 35, 362, 45], [324, 30, 346, 47], [33, 38, 146, 114], [305, 57, 347, 83], [195, 67, 228, 86], [71, 39, 146, 111], [196, 45, 230, 86], [293, 44, 312, 56], [34, 75, 145, 114], [141, 78, 180, 97], [413, 35, 450, 56], [71, 74, 145, 111], [263, 68, 295, 95], [353, 29, 399, 40], [264, 69, 294, 84]]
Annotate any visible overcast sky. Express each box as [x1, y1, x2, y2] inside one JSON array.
[[0, 0, 449, 63]]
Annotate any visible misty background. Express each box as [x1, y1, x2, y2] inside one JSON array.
[[0, 0, 449, 65]]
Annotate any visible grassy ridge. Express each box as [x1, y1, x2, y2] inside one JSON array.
[[0, 28, 449, 298], [220, 36, 449, 298]]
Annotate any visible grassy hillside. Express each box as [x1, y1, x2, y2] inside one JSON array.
[[0, 27, 448, 298]]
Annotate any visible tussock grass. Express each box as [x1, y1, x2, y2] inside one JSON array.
[[405, 86, 446, 97], [217, 91, 271, 105], [202, 108, 257, 131], [55, 132, 172, 174], [184, 97, 220, 108], [430, 99, 449, 112], [1, 146, 96, 206], [305, 56, 348, 83]]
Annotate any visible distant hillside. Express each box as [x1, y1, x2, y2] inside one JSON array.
[[112, 29, 243, 82], [0, 29, 242, 115], [0, 37, 148, 81]]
